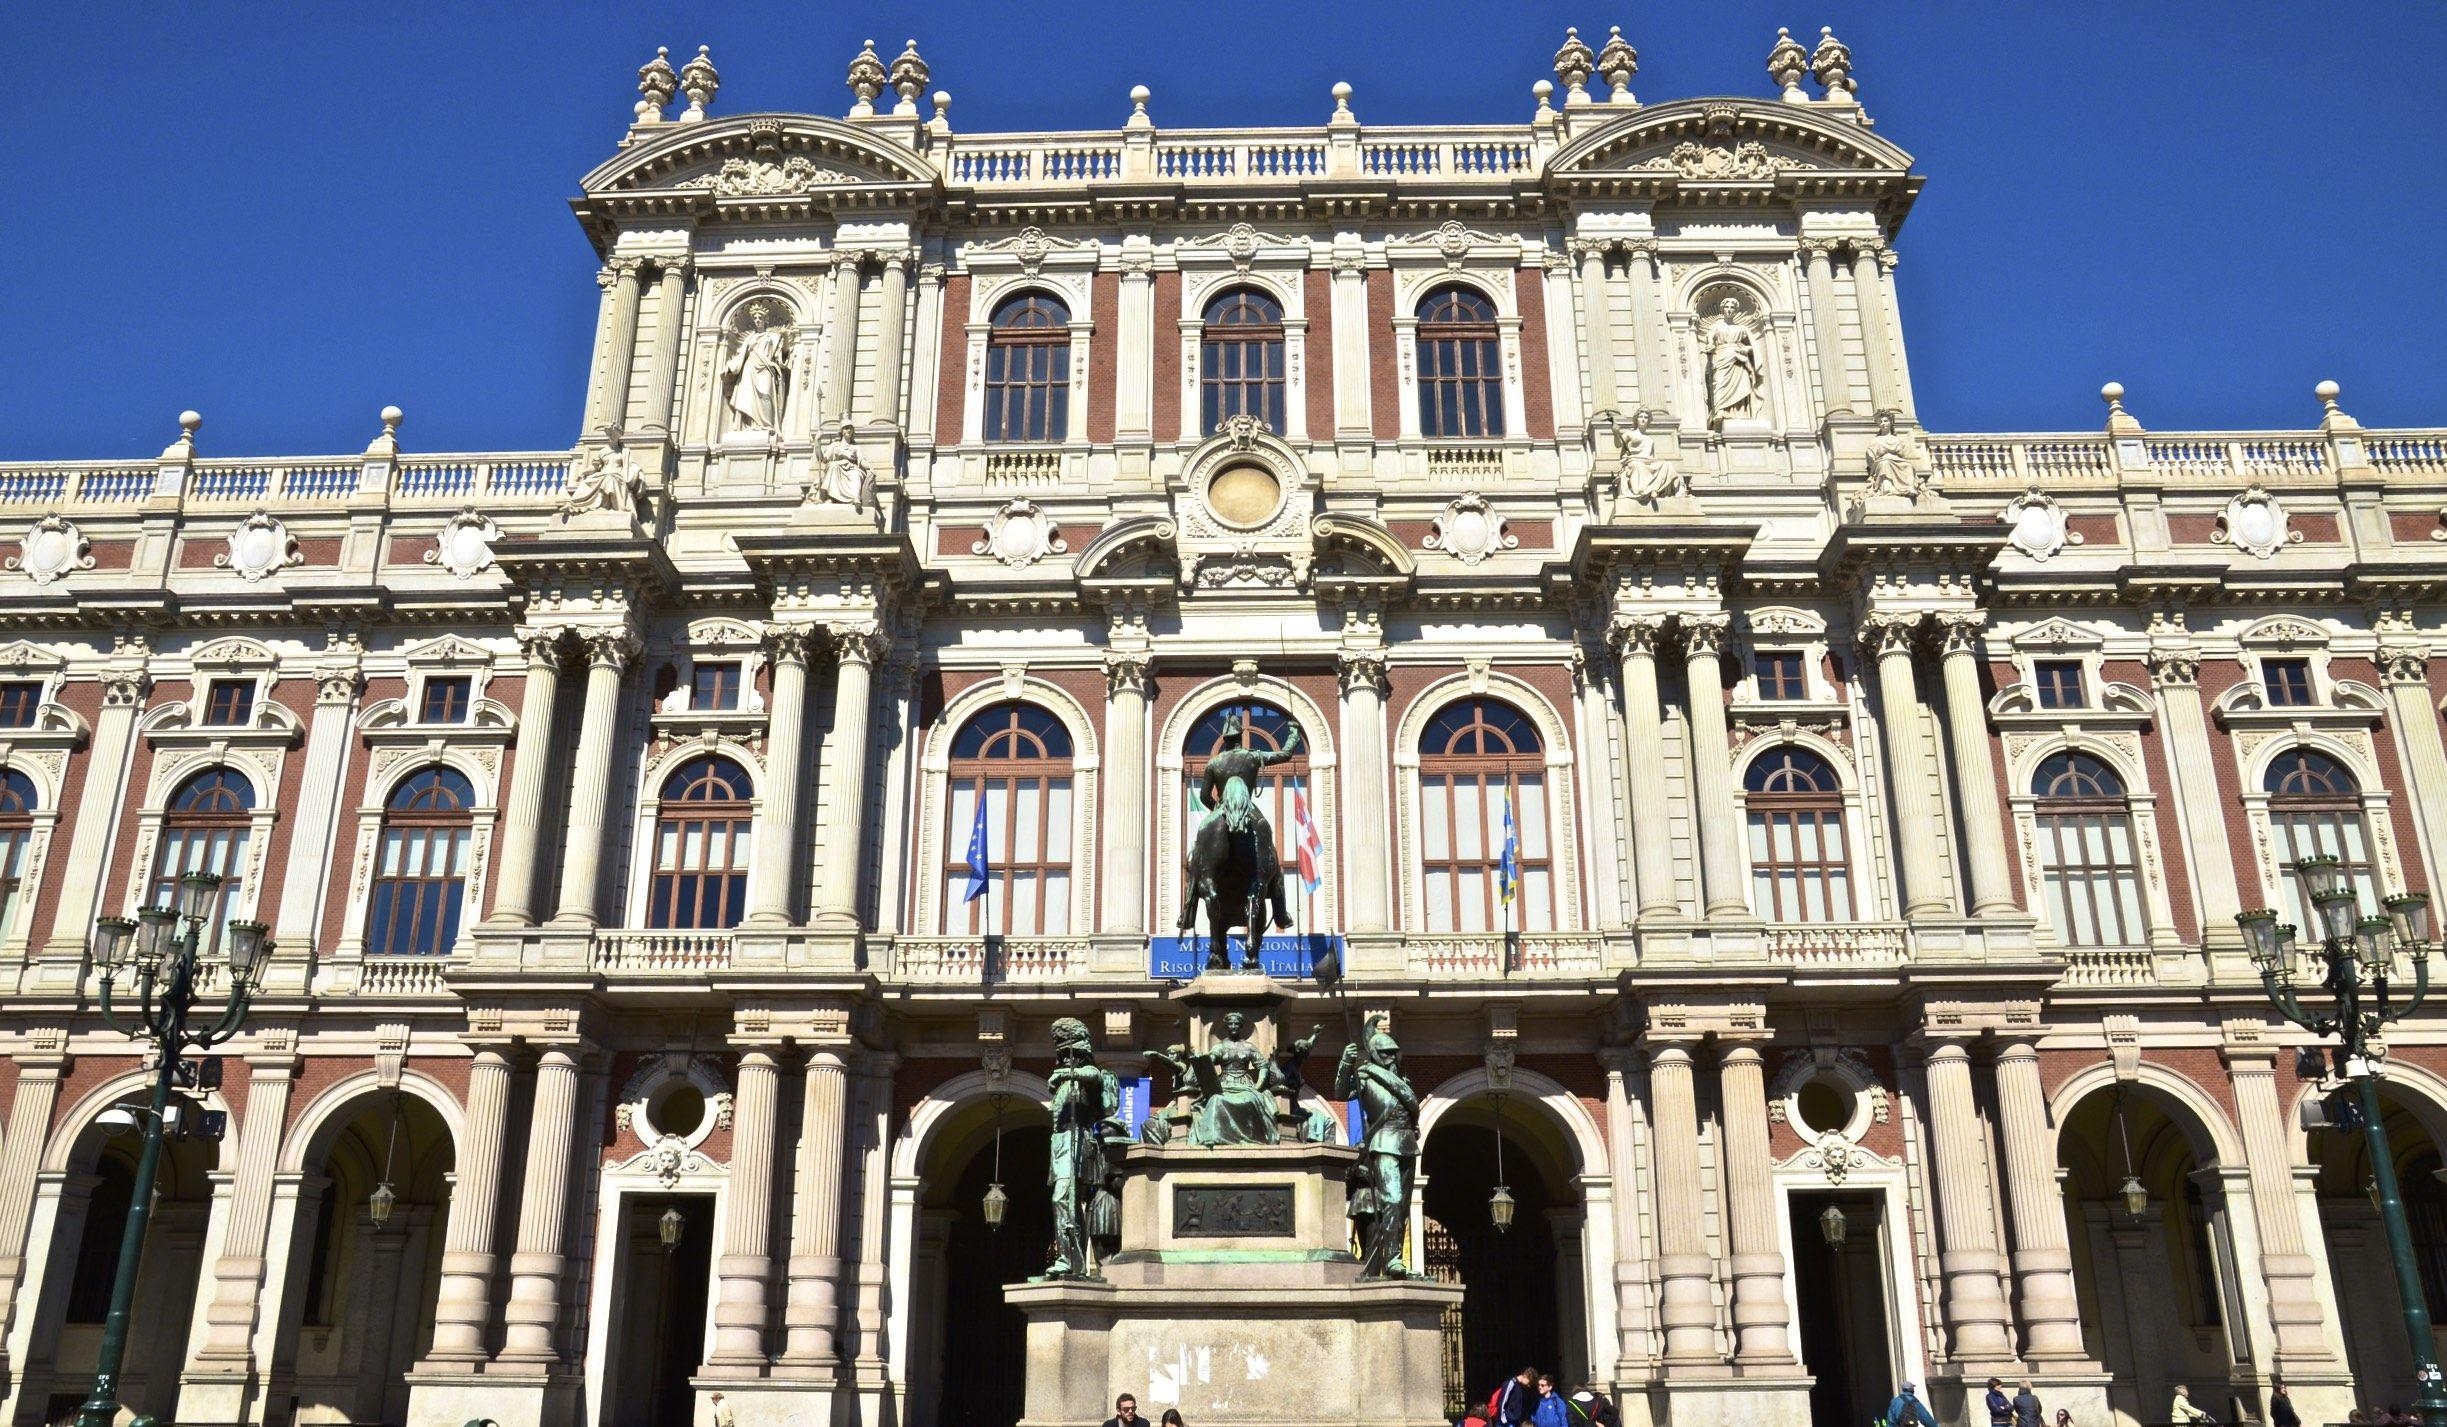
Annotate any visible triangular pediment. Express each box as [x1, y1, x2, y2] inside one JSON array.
[[580, 114, 940, 197], [1551, 99, 1914, 181]]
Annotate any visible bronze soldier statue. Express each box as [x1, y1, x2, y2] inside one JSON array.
[[1335, 1016, 1421, 1278]]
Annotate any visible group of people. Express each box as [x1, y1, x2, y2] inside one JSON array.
[[1463, 1366, 1619, 1427]]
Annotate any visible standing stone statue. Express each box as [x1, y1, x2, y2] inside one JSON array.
[[1334, 1017, 1421, 1278], [1863, 410, 1928, 500], [1699, 296, 1765, 426], [721, 301, 796, 436], [813, 417, 875, 509], [1046, 1017, 1123, 1277]]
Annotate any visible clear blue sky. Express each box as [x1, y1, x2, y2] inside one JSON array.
[[7, 2, 2442, 459]]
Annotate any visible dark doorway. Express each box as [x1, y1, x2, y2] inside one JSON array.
[[1790, 1191, 1893, 1427], [938, 1124, 1052, 1427], [1424, 1123, 1561, 1414], [609, 1194, 713, 1427]]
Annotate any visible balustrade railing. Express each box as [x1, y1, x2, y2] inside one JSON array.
[[593, 930, 735, 974], [1763, 925, 1908, 968], [888, 935, 1086, 981], [1404, 932, 1604, 976], [355, 955, 450, 996], [2056, 946, 2158, 988]]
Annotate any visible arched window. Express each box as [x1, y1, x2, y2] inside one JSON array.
[[2266, 747, 2379, 931], [983, 292, 1071, 443], [2032, 752, 2146, 947], [1743, 747, 1851, 921], [650, 757, 753, 930], [367, 767, 475, 957], [947, 704, 1075, 934], [1201, 287, 1286, 435], [1415, 286, 1504, 439], [1418, 698, 1550, 933], [0, 769, 35, 945], [151, 767, 255, 950]]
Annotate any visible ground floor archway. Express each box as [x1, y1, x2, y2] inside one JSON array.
[[2309, 1083, 2447, 1416], [1788, 1188, 1895, 1427], [1421, 1104, 1586, 1417], [903, 1088, 1053, 1427]]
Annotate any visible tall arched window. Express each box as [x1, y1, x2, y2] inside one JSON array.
[[2266, 747, 2379, 931], [2032, 751, 2146, 946], [1415, 286, 1504, 439], [1418, 698, 1550, 933], [151, 767, 255, 949], [983, 292, 1071, 443], [1744, 747, 1851, 921], [0, 769, 34, 946], [1201, 287, 1286, 434], [368, 767, 475, 956], [947, 704, 1075, 934], [650, 757, 753, 930]]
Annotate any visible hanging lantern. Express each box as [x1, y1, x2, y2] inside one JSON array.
[[2113, 1085, 2147, 1218], [982, 1181, 1009, 1230], [1488, 1183, 1516, 1232], [368, 1180, 398, 1228], [659, 1204, 686, 1247], [2119, 1174, 2149, 1218], [1818, 1202, 1848, 1248]]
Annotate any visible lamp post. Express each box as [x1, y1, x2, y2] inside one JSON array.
[[76, 871, 269, 1427], [2236, 853, 2445, 1425]]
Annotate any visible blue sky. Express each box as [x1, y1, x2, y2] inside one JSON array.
[[6, 2, 2442, 459]]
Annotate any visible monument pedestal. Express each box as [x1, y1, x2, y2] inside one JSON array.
[[1008, 1141, 1459, 1427]]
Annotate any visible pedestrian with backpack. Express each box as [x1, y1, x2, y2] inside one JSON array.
[[1565, 1384, 1617, 1427], [1886, 1383, 1939, 1427], [1489, 1367, 1537, 1427]]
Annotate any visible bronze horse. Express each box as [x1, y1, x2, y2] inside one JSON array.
[[1178, 712, 1301, 971]]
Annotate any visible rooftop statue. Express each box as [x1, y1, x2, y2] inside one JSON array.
[[1863, 410, 1931, 501], [1595, 409, 1687, 506], [1177, 707, 1301, 970], [559, 443, 645, 520], [814, 417, 875, 510]]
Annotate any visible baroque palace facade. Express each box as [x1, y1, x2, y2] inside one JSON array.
[[2, 27, 2445, 1427]]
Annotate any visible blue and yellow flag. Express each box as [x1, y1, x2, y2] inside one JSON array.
[[1498, 791, 1521, 907], [961, 791, 991, 903]]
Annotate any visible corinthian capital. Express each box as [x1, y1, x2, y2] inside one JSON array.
[[1337, 650, 1389, 695], [518, 628, 566, 670], [1857, 611, 1922, 658], [1104, 648, 1153, 697], [1609, 613, 1668, 659], [1933, 611, 1989, 658], [1681, 612, 1731, 658], [828, 622, 888, 668], [581, 630, 641, 671], [2380, 644, 2431, 687], [1566, 237, 1612, 266], [766, 623, 818, 668], [2146, 647, 2201, 689], [101, 669, 150, 708]]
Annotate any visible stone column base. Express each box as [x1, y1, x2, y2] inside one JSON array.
[[174, 1368, 263, 1427], [405, 1368, 581, 1427], [1646, 1375, 1813, 1427], [1928, 1369, 2118, 1427], [688, 1378, 841, 1427]]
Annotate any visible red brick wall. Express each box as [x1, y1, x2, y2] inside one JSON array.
[[1303, 269, 1334, 437], [2066, 514, 2121, 546], [244, 679, 319, 923], [1366, 271, 1398, 440], [933, 275, 970, 445], [2167, 515, 2222, 545], [2112, 658, 2202, 941], [2333, 655, 2433, 895], [87, 540, 134, 572], [1086, 271, 1118, 444], [2291, 513, 2339, 544], [1516, 267, 1555, 440], [25, 679, 108, 948], [2391, 510, 2441, 543], [2197, 659, 2268, 904], [1152, 270, 1182, 443]]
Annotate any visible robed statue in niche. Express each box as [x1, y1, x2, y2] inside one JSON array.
[[1698, 294, 1766, 427], [721, 300, 796, 437]]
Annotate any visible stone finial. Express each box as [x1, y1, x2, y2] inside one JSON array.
[[1767, 28, 1810, 102], [2315, 379, 2361, 434], [164, 409, 202, 460], [930, 90, 952, 135], [1127, 84, 1153, 129], [368, 404, 404, 455], [1330, 80, 1356, 123], [1553, 27, 1596, 104], [1811, 26, 1858, 106], [1532, 79, 1555, 116], [847, 39, 887, 116], [1596, 26, 1639, 104], [635, 46, 677, 125], [2101, 381, 2143, 436], [888, 39, 930, 115], [677, 45, 719, 122]]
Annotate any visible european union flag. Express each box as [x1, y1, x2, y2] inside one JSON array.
[[1498, 791, 1521, 907], [961, 791, 991, 903]]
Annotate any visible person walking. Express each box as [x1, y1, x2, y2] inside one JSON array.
[[1886, 1383, 1939, 1427], [1565, 1383, 1617, 1427], [2268, 1379, 2300, 1427], [1102, 1394, 1143, 1427], [2012, 1381, 2044, 1427], [1529, 1375, 1571, 1427], [1491, 1367, 1537, 1427], [2169, 1384, 2218, 1427], [1985, 1377, 2014, 1427]]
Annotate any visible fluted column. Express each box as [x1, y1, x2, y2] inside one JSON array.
[[748, 628, 816, 926], [1597, 1051, 1656, 1375], [636, 259, 691, 436], [867, 253, 911, 426], [499, 1046, 584, 1364], [1718, 1042, 1796, 1364], [586, 257, 647, 438], [424, 1046, 512, 1362], [1102, 651, 1153, 934], [1622, 240, 1675, 419], [849, 1054, 899, 1389], [489, 633, 564, 925], [1682, 615, 1749, 917], [1920, 1039, 2016, 1361], [1573, 240, 1621, 419], [2225, 1032, 2338, 1364], [1993, 1038, 2088, 1359], [187, 1052, 299, 1370], [1864, 613, 1949, 917], [1801, 241, 1853, 416], [1850, 243, 1903, 418], [1646, 1039, 1719, 1364], [552, 633, 634, 927], [780, 1046, 852, 1370], [0, 1053, 65, 1356], [1613, 617, 1678, 917], [821, 255, 863, 428], [1338, 652, 1392, 932], [1935, 613, 2019, 916], [2148, 648, 2245, 931], [813, 625, 883, 929], [709, 1044, 784, 1365], [2379, 639, 2447, 890]]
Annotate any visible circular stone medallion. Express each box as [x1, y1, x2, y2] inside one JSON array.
[[1207, 464, 1282, 528]]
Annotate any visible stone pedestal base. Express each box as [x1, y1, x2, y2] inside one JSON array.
[[173, 1368, 261, 1427], [404, 1368, 581, 1427], [686, 1377, 841, 1427], [1643, 1375, 1813, 1427]]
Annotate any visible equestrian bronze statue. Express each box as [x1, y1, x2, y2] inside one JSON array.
[[1177, 709, 1302, 970]]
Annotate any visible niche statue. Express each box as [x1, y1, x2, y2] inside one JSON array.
[[1045, 1016, 1124, 1278]]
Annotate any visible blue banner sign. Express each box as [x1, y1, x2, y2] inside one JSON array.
[[1118, 1075, 1155, 1136], [1346, 1097, 1366, 1146], [1147, 934, 1341, 980]]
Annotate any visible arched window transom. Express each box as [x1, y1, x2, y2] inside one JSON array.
[[1415, 286, 1504, 440], [1418, 698, 1549, 932], [947, 703, 1075, 935], [2032, 752, 2146, 947], [369, 767, 475, 957], [984, 293, 1071, 444], [2265, 747, 2378, 931], [1743, 747, 1851, 922], [651, 756, 753, 930], [153, 767, 257, 950], [1201, 287, 1286, 435]]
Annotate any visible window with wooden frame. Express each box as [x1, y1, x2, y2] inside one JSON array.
[[648, 756, 753, 930], [2265, 747, 2379, 932], [1417, 698, 1551, 933], [418, 676, 472, 725], [366, 767, 475, 956], [2031, 752, 2146, 946], [0, 769, 34, 946], [151, 767, 256, 951], [1743, 747, 1852, 921], [691, 661, 743, 712], [203, 678, 256, 726], [982, 292, 1071, 443], [1201, 286, 1287, 435], [1754, 652, 1807, 702], [946, 703, 1075, 935], [0, 682, 40, 729], [2263, 657, 2315, 707], [1414, 286, 1505, 439], [2034, 660, 2088, 710]]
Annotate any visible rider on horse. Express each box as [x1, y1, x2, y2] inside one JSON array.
[[1179, 709, 1302, 932]]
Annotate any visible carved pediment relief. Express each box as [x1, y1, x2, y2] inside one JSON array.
[[581, 114, 940, 197], [1550, 98, 1914, 182]]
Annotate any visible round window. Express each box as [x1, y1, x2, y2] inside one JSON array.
[[1794, 1078, 1854, 1136], [1207, 464, 1282, 528], [650, 1082, 706, 1140]]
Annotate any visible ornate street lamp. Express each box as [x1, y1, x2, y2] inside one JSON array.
[[2111, 1083, 2148, 1219], [76, 873, 269, 1427], [2238, 861, 2445, 1425], [1488, 1096, 1515, 1233], [983, 1090, 1008, 1231], [368, 1094, 403, 1229], [1817, 1202, 1848, 1248], [658, 1204, 686, 1248]]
